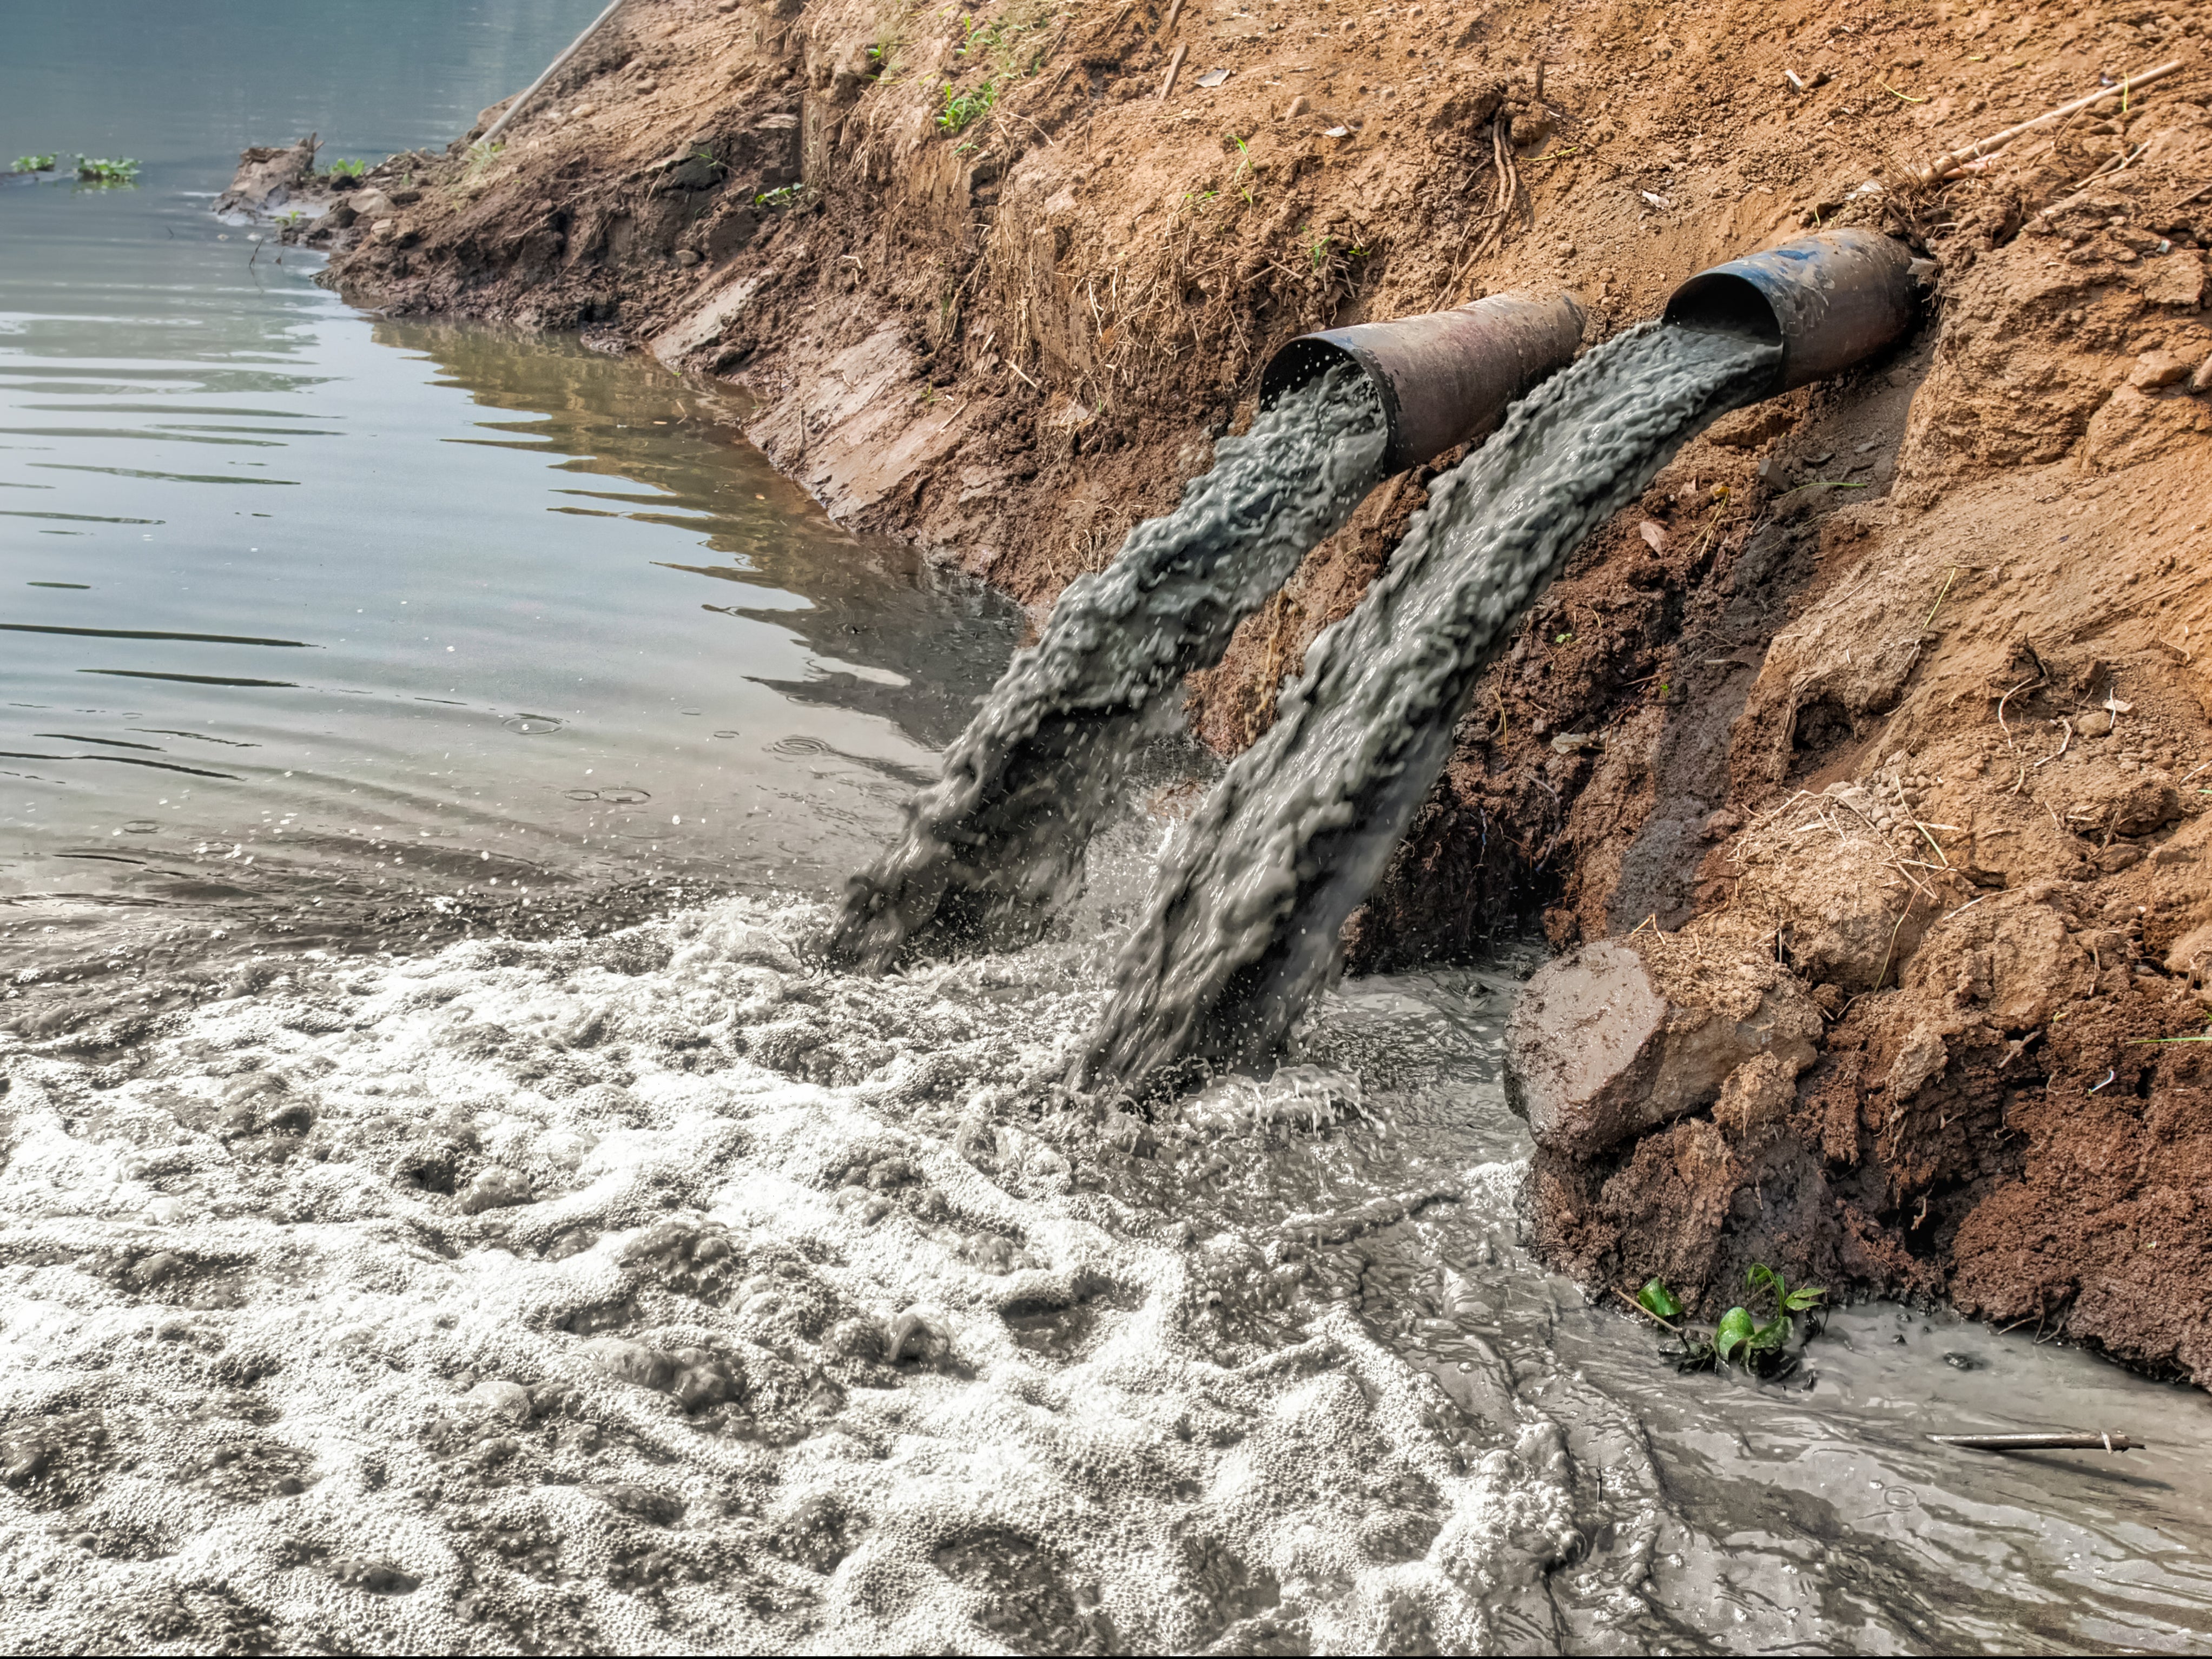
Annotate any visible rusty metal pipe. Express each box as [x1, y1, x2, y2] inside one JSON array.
[[1258, 290, 1586, 476], [1662, 229, 1923, 396]]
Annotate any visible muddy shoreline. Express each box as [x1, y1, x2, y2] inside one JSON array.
[[232, 0, 2211, 1383]]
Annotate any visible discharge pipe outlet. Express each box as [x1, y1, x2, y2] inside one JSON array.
[[1662, 229, 1922, 397], [1259, 290, 1586, 476]]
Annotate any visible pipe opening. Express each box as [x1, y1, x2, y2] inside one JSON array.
[[1257, 336, 1354, 408], [1661, 272, 1784, 346], [1259, 337, 1404, 465]]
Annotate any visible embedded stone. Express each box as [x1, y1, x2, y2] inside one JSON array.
[[1504, 941, 1820, 1154]]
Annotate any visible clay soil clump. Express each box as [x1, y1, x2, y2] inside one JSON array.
[[247, 0, 2212, 1384]]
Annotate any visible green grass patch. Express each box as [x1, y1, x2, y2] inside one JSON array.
[[938, 78, 997, 135]]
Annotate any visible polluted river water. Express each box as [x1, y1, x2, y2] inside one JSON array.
[[5, 5, 2212, 1655]]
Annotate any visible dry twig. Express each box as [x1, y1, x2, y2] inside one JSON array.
[[1159, 43, 1188, 100], [1918, 60, 2183, 182], [1611, 1285, 1682, 1333], [1928, 1432, 2145, 1453]]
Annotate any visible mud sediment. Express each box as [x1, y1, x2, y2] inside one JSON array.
[[256, 0, 2212, 1382]]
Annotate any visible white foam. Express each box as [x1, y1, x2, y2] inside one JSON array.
[[0, 896, 1574, 1651]]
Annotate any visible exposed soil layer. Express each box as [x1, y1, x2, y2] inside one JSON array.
[[245, 0, 2212, 1379]]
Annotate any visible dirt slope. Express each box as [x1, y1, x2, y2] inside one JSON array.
[[265, 0, 2212, 1379]]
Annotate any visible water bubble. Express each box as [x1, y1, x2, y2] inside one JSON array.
[[711, 730, 741, 739], [768, 735, 831, 758], [121, 820, 159, 834], [504, 714, 563, 736], [599, 786, 651, 805], [563, 789, 601, 803]]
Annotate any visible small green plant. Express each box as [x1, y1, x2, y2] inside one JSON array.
[[276, 209, 305, 227], [74, 156, 141, 186], [12, 154, 57, 173], [463, 142, 505, 181], [938, 78, 996, 135], [1553, 630, 1575, 645], [754, 183, 807, 209], [1639, 1266, 1827, 1378], [1228, 135, 1256, 206], [322, 157, 368, 179]]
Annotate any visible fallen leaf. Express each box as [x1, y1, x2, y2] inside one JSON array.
[[1640, 189, 1673, 210], [1196, 68, 1232, 88], [1638, 520, 1668, 553], [2103, 694, 2134, 714]]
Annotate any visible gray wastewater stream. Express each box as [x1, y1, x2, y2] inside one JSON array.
[[3, 4, 2212, 1654]]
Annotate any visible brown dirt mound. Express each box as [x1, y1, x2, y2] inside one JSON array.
[[250, 0, 2212, 1382]]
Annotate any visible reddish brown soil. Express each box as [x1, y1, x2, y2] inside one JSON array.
[[257, 0, 2212, 1381]]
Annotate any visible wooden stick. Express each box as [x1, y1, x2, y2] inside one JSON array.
[[1928, 1432, 2145, 1453], [1610, 1285, 1682, 1333], [480, 0, 628, 148], [1915, 60, 2183, 183], [1159, 42, 1189, 100], [1162, 0, 1186, 36]]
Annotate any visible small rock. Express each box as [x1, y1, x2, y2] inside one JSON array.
[[2076, 708, 2114, 736], [1886, 1024, 1949, 1098], [1283, 94, 1309, 119], [458, 1166, 531, 1214], [2191, 353, 2212, 395], [2128, 350, 2191, 389], [674, 247, 702, 267], [463, 1380, 533, 1425], [585, 1336, 676, 1391], [1701, 808, 1743, 840], [1504, 941, 1820, 1153]]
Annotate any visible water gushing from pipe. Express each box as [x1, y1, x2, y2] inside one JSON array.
[[827, 365, 1389, 971], [1079, 322, 1783, 1093]]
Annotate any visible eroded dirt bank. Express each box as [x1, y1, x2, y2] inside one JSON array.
[[254, 0, 2211, 1379]]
